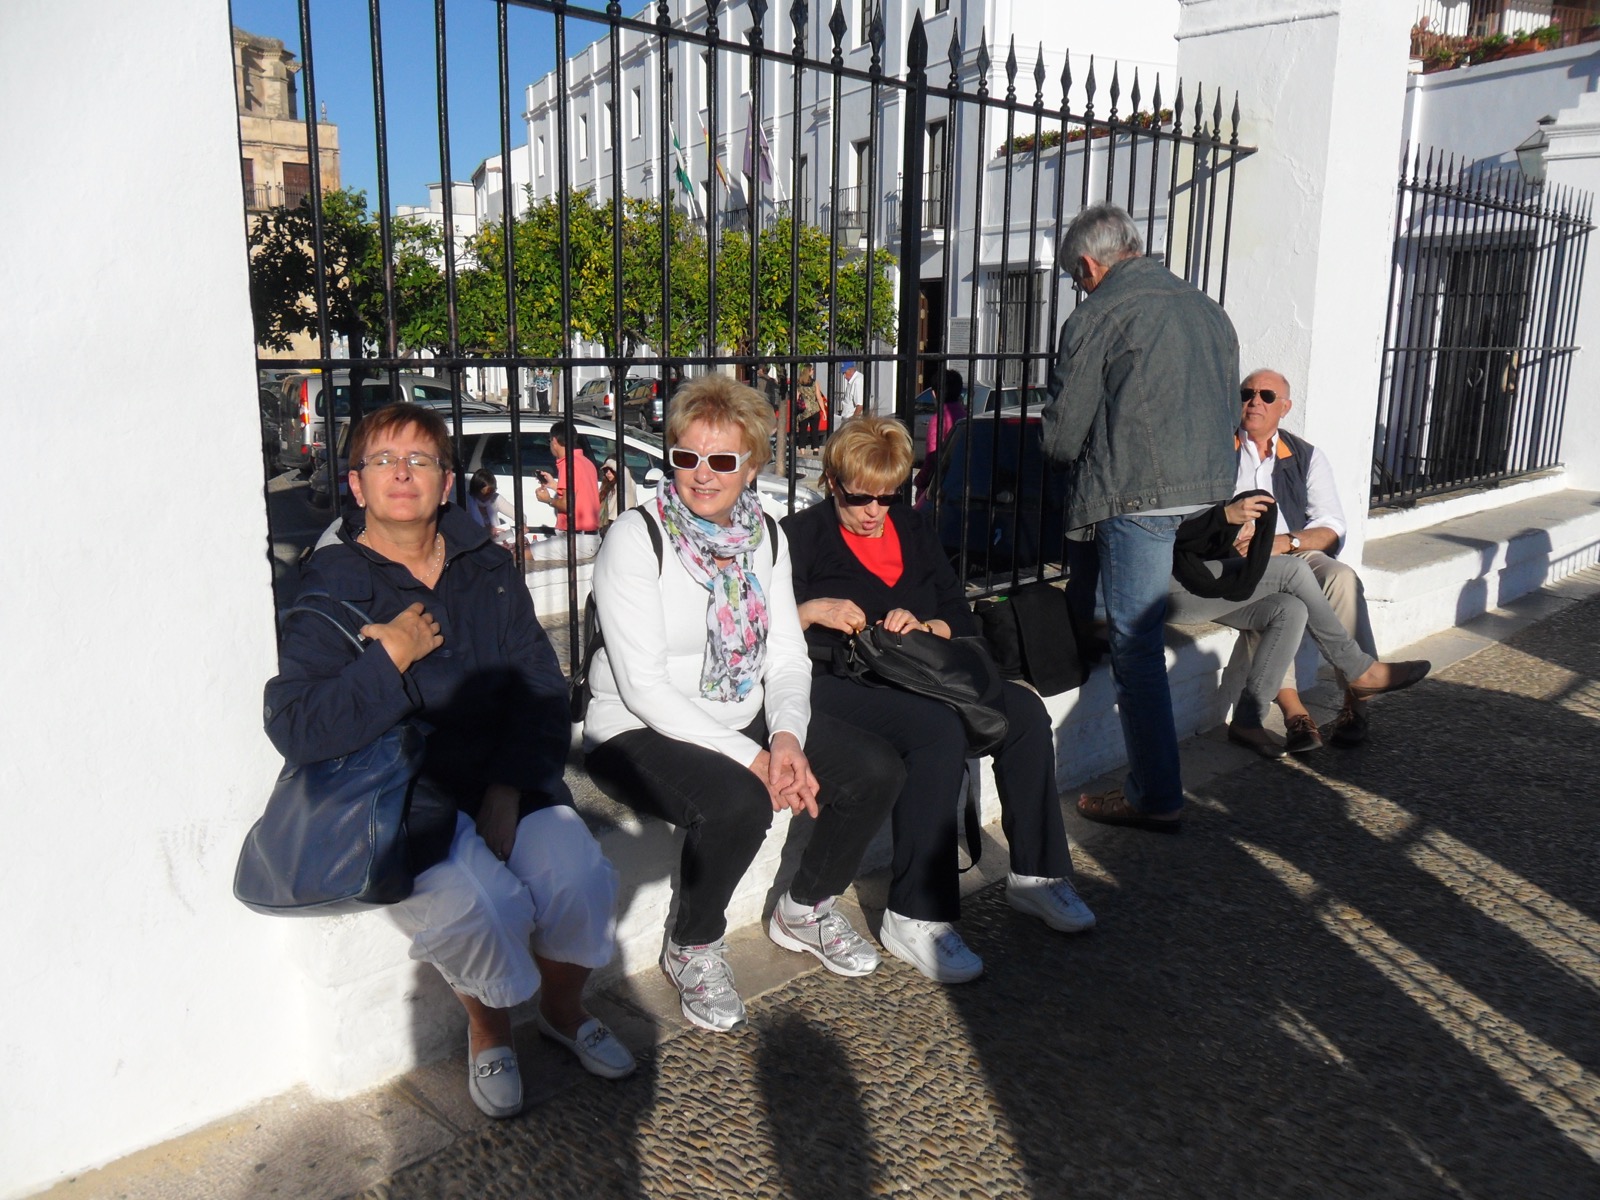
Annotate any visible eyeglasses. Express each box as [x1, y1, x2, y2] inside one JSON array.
[[667, 447, 751, 473], [835, 486, 903, 507], [1239, 387, 1283, 404], [356, 451, 447, 472]]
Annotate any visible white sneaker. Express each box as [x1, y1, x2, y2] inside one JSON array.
[[661, 938, 746, 1032], [878, 910, 983, 984], [768, 895, 880, 977], [1006, 872, 1097, 932]]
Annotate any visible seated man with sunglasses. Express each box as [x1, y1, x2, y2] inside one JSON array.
[[785, 417, 1096, 986], [1232, 368, 1379, 750]]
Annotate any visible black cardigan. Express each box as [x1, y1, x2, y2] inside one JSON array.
[[782, 501, 977, 675]]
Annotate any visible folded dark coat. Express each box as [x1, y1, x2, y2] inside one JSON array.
[[1170, 490, 1278, 602]]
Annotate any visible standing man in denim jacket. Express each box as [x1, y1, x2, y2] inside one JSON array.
[[1042, 204, 1239, 833]]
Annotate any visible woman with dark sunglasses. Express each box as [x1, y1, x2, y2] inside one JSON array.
[[783, 417, 1096, 985], [583, 375, 901, 1033]]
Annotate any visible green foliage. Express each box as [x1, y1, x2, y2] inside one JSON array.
[[246, 187, 442, 355], [250, 186, 896, 368], [712, 215, 897, 358], [457, 190, 710, 360]]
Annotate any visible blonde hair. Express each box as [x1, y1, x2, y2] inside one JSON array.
[[664, 373, 775, 471], [822, 416, 913, 494]]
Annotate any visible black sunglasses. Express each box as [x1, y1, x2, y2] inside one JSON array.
[[836, 487, 903, 507], [1240, 387, 1283, 404]]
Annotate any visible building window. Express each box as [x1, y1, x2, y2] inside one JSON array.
[[998, 269, 1044, 386], [282, 161, 310, 210], [926, 119, 947, 227], [630, 86, 642, 139], [242, 156, 256, 207], [935, 0, 948, 12], [537, 135, 547, 177], [578, 114, 589, 161], [602, 102, 613, 151]]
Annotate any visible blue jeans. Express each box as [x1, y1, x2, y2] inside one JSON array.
[[1096, 514, 1186, 816]]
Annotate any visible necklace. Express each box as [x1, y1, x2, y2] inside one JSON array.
[[360, 528, 445, 577]]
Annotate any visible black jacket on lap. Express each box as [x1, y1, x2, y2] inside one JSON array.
[[1170, 490, 1277, 602]]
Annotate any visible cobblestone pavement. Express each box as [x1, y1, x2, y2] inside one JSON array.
[[357, 595, 1600, 1200]]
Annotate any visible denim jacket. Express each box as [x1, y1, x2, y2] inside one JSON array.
[[1041, 256, 1240, 531]]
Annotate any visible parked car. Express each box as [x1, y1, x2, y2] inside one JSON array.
[[303, 392, 508, 506], [910, 382, 1051, 464], [311, 414, 821, 524], [269, 370, 488, 474], [457, 417, 820, 526], [571, 374, 665, 431], [918, 410, 1068, 578]]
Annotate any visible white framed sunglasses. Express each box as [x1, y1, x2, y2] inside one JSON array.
[[667, 447, 751, 473]]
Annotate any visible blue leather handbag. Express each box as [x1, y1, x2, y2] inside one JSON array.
[[234, 602, 423, 916]]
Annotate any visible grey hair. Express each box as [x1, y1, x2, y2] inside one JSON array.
[[1058, 203, 1143, 273]]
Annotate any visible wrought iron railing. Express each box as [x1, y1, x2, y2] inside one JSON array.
[[240, 0, 1255, 659], [1373, 146, 1593, 508]]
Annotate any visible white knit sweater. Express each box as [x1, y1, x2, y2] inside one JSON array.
[[580, 506, 812, 765]]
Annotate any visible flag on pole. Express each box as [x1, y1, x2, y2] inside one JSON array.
[[669, 122, 701, 217], [700, 120, 735, 193], [742, 99, 775, 201]]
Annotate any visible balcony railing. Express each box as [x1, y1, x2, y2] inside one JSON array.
[[246, 183, 311, 212]]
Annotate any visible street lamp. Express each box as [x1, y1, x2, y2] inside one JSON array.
[[1516, 114, 1556, 186]]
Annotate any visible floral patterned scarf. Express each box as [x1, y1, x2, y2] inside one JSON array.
[[658, 481, 770, 701]]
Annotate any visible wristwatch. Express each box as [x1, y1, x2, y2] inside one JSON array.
[[1288, 535, 1301, 551]]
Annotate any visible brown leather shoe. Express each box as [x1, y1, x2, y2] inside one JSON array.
[[1077, 788, 1183, 833], [1228, 723, 1287, 759], [1327, 702, 1369, 748], [1284, 713, 1324, 755], [1347, 659, 1431, 701]]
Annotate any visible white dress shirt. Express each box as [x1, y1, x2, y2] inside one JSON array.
[[1233, 429, 1347, 548]]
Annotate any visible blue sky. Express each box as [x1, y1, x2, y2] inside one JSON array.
[[229, 0, 575, 211]]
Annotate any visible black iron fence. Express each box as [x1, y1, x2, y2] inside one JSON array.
[[1373, 146, 1593, 508], [242, 0, 1253, 663]]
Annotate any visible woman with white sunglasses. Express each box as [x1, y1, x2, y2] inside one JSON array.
[[583, 374, 902, 1033]]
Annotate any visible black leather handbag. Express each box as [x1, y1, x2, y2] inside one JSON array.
[[840, 626, 1009, 756], [234, 603, 423, 916]]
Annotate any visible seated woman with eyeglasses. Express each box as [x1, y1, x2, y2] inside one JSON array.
[[783, 417, 1096, 986], [265, 403, 633, 1121], [584, 375, 902, 1033]]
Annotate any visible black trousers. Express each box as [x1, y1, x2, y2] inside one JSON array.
[[586, 710, 902, 945], [811, 675, 1074, 923]]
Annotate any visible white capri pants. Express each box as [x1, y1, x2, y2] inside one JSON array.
[[386, 806, 618, 1010]]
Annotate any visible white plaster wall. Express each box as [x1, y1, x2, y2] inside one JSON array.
[[1543, 90, 1600, 492], [0, 1, 300, 1195], [1176, 0, 1414, 566]]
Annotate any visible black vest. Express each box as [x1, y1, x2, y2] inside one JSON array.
[[1269, 429, 1313, 542]]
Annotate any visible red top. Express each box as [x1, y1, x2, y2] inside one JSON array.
[[840, 515, 903, 588], [556, 448, 600, 533]]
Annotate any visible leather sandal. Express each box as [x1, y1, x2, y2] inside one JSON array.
[[1077, 788, 1183, 834]]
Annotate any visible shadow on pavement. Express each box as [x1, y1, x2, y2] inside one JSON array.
[[359, 596, 1600, 1200]]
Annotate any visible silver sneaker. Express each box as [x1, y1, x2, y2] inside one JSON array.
[[661, 938, 746, 1032], [878, 910, 984, 984], [1006, 872, 1097, 933], [767, 897, 881, 977]]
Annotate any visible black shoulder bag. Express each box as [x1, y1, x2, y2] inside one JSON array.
[[839, 626, 1009, 757]]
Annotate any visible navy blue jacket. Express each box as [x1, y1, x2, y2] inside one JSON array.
[[264, 506, 570, 868]]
